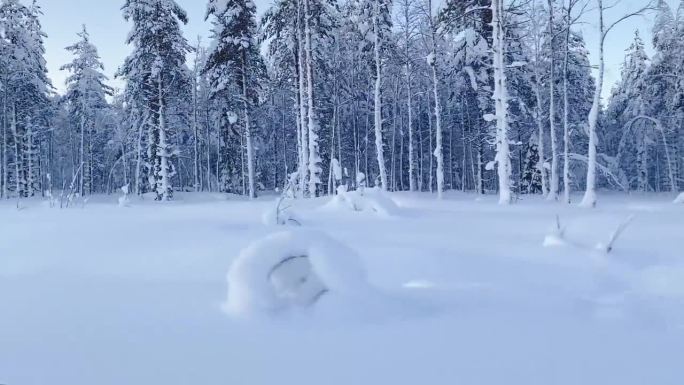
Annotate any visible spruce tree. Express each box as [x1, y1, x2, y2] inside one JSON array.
[[0, 0, 51, 198], [205, 0, 267, 199], [118, 0, 192, 201], [61, 25, 113, 196]]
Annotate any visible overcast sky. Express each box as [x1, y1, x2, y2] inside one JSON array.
[[41, 0, 675, 100]]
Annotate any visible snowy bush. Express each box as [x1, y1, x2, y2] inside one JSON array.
[[118, 184, 131, 207], [262, 197, 301, 226], [322, 186, 401, 217], [225, 230, 371, 316]]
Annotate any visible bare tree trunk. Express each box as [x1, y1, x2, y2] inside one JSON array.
[[134, 112, 144, 195], [79, 112, 85, 196], [205, 108, 212, 192], [192, 49, 200, 191], [12, 103, 21, 197], [2, 91, 7, 199], [562, 3, 572, 203], [373, 1, 388, 190], [580, 0, 604, 208], [492, 0, 512, 204], [304, 0, 320, 197], [428, 0, 444, 199], [427, 92, 434, 193], [530, 0, 549, 196], [407, 66, 416, 191], [242, 55, 256, 200], [157, 73, 172, 201], [297, 0, 309, 197], [547, 0, 559, 200]]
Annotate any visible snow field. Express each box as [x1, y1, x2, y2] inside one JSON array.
[[1, 191, 684, 385]]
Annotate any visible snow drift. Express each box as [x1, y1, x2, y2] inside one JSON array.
[[225, 230, 373, 316]]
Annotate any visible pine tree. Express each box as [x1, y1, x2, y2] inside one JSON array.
[[0, 0, 51, 198], [440, 0, 493, 195], [61, 25, 113, 196], [205, 0, 267, 199], [521, 137, 543, 194], [606, 30, 650, 191], [118, 0, 192, 201]]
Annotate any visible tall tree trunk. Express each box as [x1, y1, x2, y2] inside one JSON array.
[[580, 0, 604, 208], [296, 0, 309, 197], [242, 54, 256, 200], [562, 5, 572, 203], [531, 0, 549, 196], [157, 74, 172, 201], [492, 0, 512, 204], [407, 64, 416, 191], [79, 112, 85, 196], [427, 92, 434, 193], [192, 61, 200, 191], [547, 0, 559, 200], [304, 0, 320, 197], [373, 1, 388, 191], [2, 91, 7, 199], [135, 112, 145, 195], [428, 0, 444, 199], [12, 103, 21, 197]]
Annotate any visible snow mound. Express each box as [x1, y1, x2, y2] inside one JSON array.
[[674, 192, 684, 204], [225, 230, 372, 316], [321, 187, 401, 217]]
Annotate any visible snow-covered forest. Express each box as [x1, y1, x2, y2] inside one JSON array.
[[3, 1, 684, 384], [0, 0, 682, 204]]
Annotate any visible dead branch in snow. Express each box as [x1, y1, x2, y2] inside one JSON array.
[[548, 214, 635, 254]]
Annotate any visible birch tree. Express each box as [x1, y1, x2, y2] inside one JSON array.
[[491, 0, 513, 204], [547, 0, 559, 200], [423, 0, 444, 198], [372, 0, 392, 190]]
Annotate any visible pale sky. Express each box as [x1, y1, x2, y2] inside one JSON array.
[[41, 0, 675, 100]]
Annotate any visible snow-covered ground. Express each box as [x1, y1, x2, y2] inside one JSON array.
[[2, 191, 683, 385]]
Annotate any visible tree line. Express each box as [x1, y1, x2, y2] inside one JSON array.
[[0, 0, 680, 204]]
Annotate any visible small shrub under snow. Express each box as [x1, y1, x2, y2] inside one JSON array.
[[118, 184, 131, 207], [261, 197, 301, 226]]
